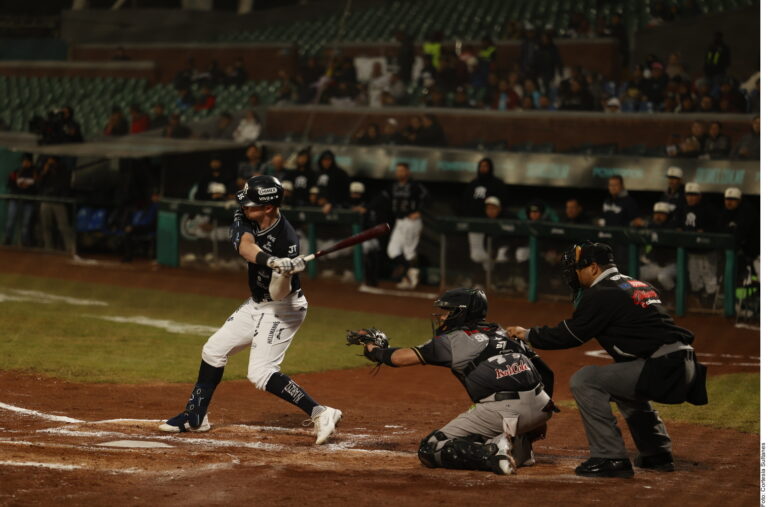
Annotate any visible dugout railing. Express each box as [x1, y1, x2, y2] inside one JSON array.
[[156, 198, 365, 281], [428, 216, 739, 317]]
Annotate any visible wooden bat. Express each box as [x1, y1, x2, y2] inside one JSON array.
[[303, 223, 391, 262]]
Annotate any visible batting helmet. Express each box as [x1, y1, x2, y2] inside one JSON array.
[[560, 241, 615, 295], [237, 175, 283, 207], [432, 288, 488, 334]]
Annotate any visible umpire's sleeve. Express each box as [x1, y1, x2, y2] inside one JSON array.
[[528, 289, 616, 350]]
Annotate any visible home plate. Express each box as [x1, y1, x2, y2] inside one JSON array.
[[97, 440, 174, 448]]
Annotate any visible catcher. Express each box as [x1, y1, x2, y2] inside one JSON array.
[[347, 288, 557, 475]]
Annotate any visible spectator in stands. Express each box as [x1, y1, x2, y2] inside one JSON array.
[[368, 61, 390, 108], [669, 119, 705, 157], [307, 186, 320, 207], [698, 95, 715, 113], [522, 78, 542, 108], [284, 148, 315, 206], [353, 124, 381, 146], [194, 86, 216, 111], [519, 25, 538, 79], [675, 182, 719, 305], [719, 187, 759, 277], [639, 202, 677, 292], [37, 156, 75, 255], [563, 197, 590, 225], [642, 62, 669, 108], [533, 33, 562, 90], [315, 150, 350, 211], [224, 56, 249, 87], [395, 30, 415, 85], [150, 103, 168, 130], [665, 52, 688, 81], [236, 144, 264, 188], [462, 157, 508, 218], [603, 14, 629, 67], [619, 64, 648, 111], [162, 113, 192, 139], [600, 175, 642, 227], [103, 107, 129, 137], [206, 112, 235, 140], [57, 105, 83, 144], [660, 166, 686, 216], [717, 79, 747, 113], [731, 115, 759, 160], [112, 46, 130, 61], [385, 162, 429, 290], [275, 69, 298, 104], [538, 95, 555, 111], [701, 121, 730, 159], [453, 86, 472, 108], [423, 31, 443, 71], [401, 115, 423, 145], [3, 153, 37, 247], [129, 104, 150, 134], [263, 153, 287, 181], [703, 32, 731, 86], [416, 114, 445, 146], [173, 59, 194, 90], [175, 87, 195, 111], [232, 110, 261, 143], [559, 78, 595, 111], [381, 73, 406, 106], [380, 118, 404, 144], [195, 156, 234, 202], [491, 79, 520, 111], [604, 97, 621, 113]]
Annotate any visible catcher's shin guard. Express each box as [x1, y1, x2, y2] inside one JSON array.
[[437, 437, 500, 472], [418, 430, 447, 468]]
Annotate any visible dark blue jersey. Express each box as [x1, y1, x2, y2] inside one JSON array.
[[230, 210, 301, 302]]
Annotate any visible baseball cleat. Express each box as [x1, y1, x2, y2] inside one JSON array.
[[311, 406, 342, 445], [489, 435, 516, 475], [634, 452, 675, 472], [158, 413, 211, 433], [574, 457, 634, 478]]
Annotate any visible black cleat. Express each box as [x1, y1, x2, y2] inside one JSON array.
[[635, 452, 675, 472], [575, 457, 634, 478]]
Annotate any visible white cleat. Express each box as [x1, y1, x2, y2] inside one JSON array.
[[312, 406, 342, 445], [490, 435, 516, 475], [158, 413, 211, 433]]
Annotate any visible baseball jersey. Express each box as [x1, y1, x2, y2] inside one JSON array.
[[412, 323, 544, 402], [384, 179, 429, 219], [229, 210, 301, 302], [528, 267, 694, 361]]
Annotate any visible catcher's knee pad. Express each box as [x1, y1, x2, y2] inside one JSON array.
[[438, 437, 497, 472], [418, 430, 447, 468], [186, 384, 215, 428]]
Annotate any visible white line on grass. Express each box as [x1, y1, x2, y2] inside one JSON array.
[[84, 315, 218, 336]]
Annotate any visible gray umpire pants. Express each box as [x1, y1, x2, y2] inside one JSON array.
[[438, 388, 552, 464], [570, 360, 672, 459]]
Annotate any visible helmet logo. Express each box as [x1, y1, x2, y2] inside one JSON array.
[[258, 187, 278, 195]]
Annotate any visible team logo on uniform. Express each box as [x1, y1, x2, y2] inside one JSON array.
[[494, 361, 531, 379]]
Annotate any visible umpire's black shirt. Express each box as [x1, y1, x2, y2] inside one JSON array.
[[528, 267, 693, 362]]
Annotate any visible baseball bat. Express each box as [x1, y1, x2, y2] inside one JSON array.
[[303, 223, 391, 262]]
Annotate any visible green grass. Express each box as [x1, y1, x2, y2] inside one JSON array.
[[556, 373, 759, 434], [0, 273, 428, 383]]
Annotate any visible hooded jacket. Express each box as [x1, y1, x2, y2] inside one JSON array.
[[316, 150, 350, 206], [462, 158, 509, 217]]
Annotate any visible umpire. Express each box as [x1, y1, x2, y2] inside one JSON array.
[[507, 241, 707, 478]]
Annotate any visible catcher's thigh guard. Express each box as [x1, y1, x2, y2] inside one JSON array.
[[418, 430, 446, 468], [438, 437, 498, 471]]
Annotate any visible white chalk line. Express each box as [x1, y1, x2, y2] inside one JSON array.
[[585, 349, 759, 367], [0, 402, 83, 423], [0, 289, 108, 306], [0, 460, 83, 471], [84, 315, 218, 336]]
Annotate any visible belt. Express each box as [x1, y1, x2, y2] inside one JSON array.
[[482, 383, 544, 402], [255, 289, 303, 304], [651, 341, 694, 358]]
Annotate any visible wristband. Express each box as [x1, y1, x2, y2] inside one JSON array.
[[366, 346, 399, 367], [255, 251, 270, 265]]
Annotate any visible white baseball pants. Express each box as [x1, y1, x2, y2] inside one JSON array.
[[201, 292, 308, 390], [387, 217, 422, 261]]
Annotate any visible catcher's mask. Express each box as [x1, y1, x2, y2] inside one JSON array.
[[431, 288, 488, 335], [560, 241, 616, 297]]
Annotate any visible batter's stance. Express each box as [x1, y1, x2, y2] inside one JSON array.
[[159, 175, 343, 444]]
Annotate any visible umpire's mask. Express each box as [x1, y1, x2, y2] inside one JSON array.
[[559, 242, 616, 300]]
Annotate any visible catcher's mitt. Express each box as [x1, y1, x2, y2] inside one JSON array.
[[346, 328, 389, 349]]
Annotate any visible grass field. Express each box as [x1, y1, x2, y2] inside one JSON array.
[[0, 273, 428, 383], [0, 273, 758, 434]]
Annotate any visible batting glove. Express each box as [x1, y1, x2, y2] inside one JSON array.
[[289, 256, 306, 274], [267, 256, 293, 274]]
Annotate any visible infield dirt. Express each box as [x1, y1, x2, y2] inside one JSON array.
[[0, 250, 759, 506]]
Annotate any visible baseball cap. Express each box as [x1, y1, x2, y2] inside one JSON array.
[[281, 180, 294, 191], [606, 97, 621, 107], [685, 182, 702, 194], [724, 187, 742, 200], [484, 196, 501, 207], [350, 181, 365, 194], [653, 202, 672, 214], [666, 166, 683, 179], [309, 186, 319, 195]]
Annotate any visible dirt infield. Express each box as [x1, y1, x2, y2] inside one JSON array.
[[0, 250, 760, 506]]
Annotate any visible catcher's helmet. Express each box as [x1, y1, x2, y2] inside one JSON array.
[[237, 175, 283, 207], [560, 241, 615, 294], [432, 288, 488, 334]]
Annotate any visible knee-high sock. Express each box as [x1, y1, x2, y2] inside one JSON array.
[[264, 372, 320, 416]]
